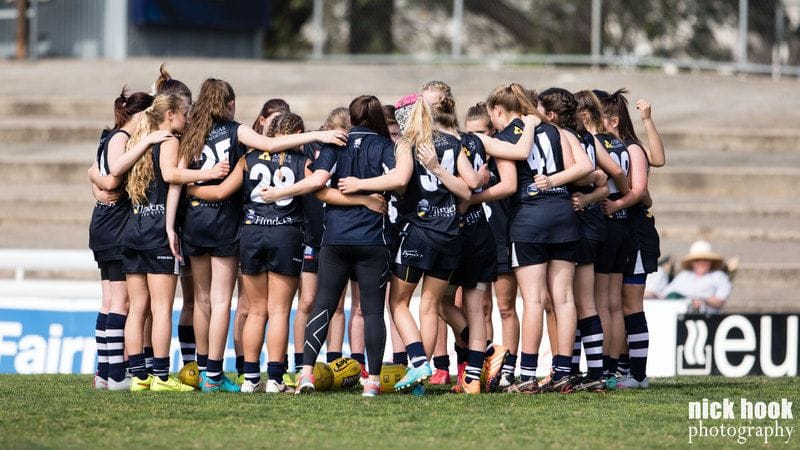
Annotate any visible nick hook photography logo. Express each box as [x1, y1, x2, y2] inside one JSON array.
[[687, 398, 795, 445]]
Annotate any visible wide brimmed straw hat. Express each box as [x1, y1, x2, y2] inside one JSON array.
[[681, 240, 724, 270]]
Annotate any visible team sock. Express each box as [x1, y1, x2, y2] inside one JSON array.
[[433, 355, 450, 371], [578, 315, 604, 381], [485, 341, 495, 357], [502, 353, 517, 377], [624, 312, 649, 382], [605, 356, 619, 376], [454, 344, 467, 365], [177, 325, 196, 364], [519, 353, 538, 382], [143, 347, 154, 374], [618, 353, 631, 376], [283, 354, 289, 372], [571, 330, 582, 375], [294, 352, 304, 370], [464, 350, 484, 383], [326, 351, 342, 363], [351, 353, 366, 365], [94, 313, 108, 381], [267, 361, 284, 384], [236, 355, 245, 377], [406, 342, 427, 368], [244, 361, 260, 384], [552, 354, 571, 382], [392, 352, 408, 366], [129, 353, 147, 380], [206, 359, 223, 381], [153, 357, 169, 381], [197, 354, 208, 372], [105, 313, 127, 382]]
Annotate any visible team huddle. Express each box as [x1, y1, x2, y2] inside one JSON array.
[[88, 64, 663, 396]]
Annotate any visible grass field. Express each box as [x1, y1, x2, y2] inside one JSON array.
[[0, 375, 796, 449]]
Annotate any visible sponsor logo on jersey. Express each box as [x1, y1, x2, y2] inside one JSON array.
[[134, 203, 166, 216], [513, 126, 523, 135]]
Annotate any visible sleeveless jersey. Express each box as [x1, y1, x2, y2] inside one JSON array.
[[312, 126, 396, 246], [570, 128, 606, 242], [301, 143, 325, 246], [242, 149, 307, 227], [396, 132, 462, 255], [89, 129, 132, 252], [457, 132, 494, 256], [484, 156, 511, 263], [499, 119, 579, 244], [122, 143, 170, 250], [622, 137, 660, 254], [596, 132, 630, 220], [183, 121, 246, 246]]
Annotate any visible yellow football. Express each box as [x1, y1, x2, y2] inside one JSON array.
[[328, 357, 361, 390], [379, 363, 408, 393], [178, 361, 199, 388], [313, 362, 334, 391]]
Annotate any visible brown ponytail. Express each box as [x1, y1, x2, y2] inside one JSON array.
[[574, 90, 607, 134], [179, 78, 235, 164], [112, 86, 154, 130], [486, 83, 549, 123], [601, 88, 640, 144], [538, 87, 578, 130]]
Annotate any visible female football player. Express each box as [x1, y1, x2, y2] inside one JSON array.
[[601, 89, 660, 389], [483, 83, 592, 393], [87, 89, 160, 390], [123, 93, 218, 392], [174, 78, 346, 392]]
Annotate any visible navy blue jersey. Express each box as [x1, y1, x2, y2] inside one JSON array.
[[484, 156, 512, 263], [89, 129, 132, 252], [568, 128, 606, 241], [497, 118, 579, 244], [396, 132, 462, 255], [122, 143, 169, 250], [242, 149, 307, 227], [596, 132, 630, 220], [183, 121, 246, 247], [301, 143, 325, 246], [457, 132, 494, 256], [312, 126, 395, 246]]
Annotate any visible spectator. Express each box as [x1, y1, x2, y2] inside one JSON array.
[[662, 241, 732, 313]]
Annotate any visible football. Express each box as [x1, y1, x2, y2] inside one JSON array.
[[379, 363, 408, 393], [178, 361, 199, 388], [328, 357, 361, 390], [313, 362, 334, 391]]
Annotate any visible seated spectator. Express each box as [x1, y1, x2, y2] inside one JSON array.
[[644, 256, 671, 299], [662, 241, 732, 314]]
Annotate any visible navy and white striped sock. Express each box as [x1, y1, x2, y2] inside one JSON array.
[[405, 342, 427, 368], [105, 313, 127, 382], [267, 361, 284, 383], [197, 354, 208, 372], [129, 353, 147, 380], [624, 312, 649, 382], [143, 347, 154, 373], [464, 350, 484, 383], [571, 330, 582, 375], [177, 325, 196, 364], [552, 354, 572, 381], [578, 315, 604, 381], [206, 359, 223, 381], [618, 353, 631, 376], [519, 353, 538, 382], [502, 353, 517, 377], [94, 313, 108, 381], [236, 355, 245, 376], [153, 357, 169, 381], [294, 352, 304, 370], [244, 361, 260, 384]]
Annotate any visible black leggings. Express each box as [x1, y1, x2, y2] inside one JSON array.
[[304, 245, 390, 375]]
